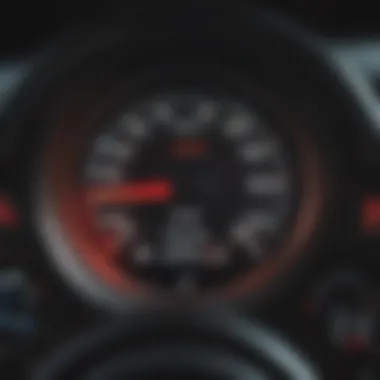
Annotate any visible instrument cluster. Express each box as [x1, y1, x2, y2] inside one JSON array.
[[0, 5, 380, 379]]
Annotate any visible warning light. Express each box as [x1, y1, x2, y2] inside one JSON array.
[[170, 139, 209, 159], [362, 197, 380, 234], [0, 194, 19, 228]]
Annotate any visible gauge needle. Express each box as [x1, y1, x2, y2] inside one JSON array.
[[86, 179, 175, 205]]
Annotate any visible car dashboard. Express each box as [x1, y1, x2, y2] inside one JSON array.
[[1, 4, 380, 379]]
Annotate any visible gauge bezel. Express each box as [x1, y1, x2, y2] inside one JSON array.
[[35, 65, 329, 312]]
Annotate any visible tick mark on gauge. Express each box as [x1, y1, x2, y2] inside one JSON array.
[[244, 173, 287, 195], [229, 213, 276, 260], [240, 141, 278, 162], [120, 114, 147, 140], [224, 111, 254, 139], [230, 221, 264, 260], [95, 137, 134, 160], [151, 101, 174, 122]]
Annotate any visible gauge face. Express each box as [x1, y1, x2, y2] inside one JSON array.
[[82, 93, 294, 291], [36, 69, 327, 311]]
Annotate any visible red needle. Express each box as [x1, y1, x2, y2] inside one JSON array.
[[85, 179, 175, 205]]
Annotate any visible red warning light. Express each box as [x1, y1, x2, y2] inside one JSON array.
[[170, 139, 209, 159], [0, 194, 19, 228], [362, 196, 380, 234]]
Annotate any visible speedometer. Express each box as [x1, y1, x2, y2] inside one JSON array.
[[84, 93, 294, 290], [35, 67, 327, 312]]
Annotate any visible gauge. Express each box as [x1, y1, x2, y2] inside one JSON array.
[[305, 270, 380, 379], [35, 67, 328, 312], [83, 93, 294, 290], [307, 270, 378, 355]]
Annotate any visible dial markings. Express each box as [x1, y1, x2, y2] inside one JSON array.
[[240, 140, 279, 163], [151, 101, 174, 122], [94, 137, 134, 160], [244, 173, 288, 195], [119, 113, 147, 140], [229, 209, 281, 259], [224, 111, 254, 139]]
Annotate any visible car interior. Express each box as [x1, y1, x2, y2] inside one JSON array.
[[1, 2, 380, 379]]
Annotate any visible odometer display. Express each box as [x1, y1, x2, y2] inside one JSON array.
[[82, 93, 295, 292]]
